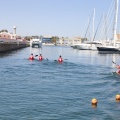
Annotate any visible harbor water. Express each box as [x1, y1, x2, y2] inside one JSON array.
[[0, 46, 120, 120]]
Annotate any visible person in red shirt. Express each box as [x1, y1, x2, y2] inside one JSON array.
[[39, 54, 43, 61], [58, 55, 63, 63], [29, 53, 34, 60]]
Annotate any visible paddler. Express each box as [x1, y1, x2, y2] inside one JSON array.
[[39, 54, 43, 61], [58, 55, 63, 63], [116, 65, 120, 74], [29, 53, 34, 60]]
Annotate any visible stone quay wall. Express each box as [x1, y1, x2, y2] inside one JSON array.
[[0, 42, 29, 52]]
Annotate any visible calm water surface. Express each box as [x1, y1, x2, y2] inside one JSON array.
[[0, 46, 120, 120]]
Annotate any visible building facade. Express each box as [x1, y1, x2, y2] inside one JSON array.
[[0, 31, 16, 40], [42, 36, 52, 43]]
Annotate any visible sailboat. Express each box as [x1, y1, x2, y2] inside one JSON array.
[[97, 0, 120, 53], [77, 8, 103, 50]]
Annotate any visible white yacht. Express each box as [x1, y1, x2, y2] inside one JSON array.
[[75, 43, 91, 50], [75, 41, 102, 50]]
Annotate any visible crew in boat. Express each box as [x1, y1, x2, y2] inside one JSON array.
[[29, 53, 34, 60], [58, 55, 63, 63], [39, 54, 43, 61]]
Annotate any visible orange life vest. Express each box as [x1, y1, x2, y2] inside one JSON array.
[[118, 66, 120, 69]]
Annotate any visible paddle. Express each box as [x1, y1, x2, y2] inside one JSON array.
[[35, 55, 38, 57], [112, 61, 119, 66]]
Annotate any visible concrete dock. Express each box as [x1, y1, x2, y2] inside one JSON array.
[[0, 40, 29, 52]]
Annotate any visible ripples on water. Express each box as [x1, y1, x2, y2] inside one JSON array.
[[0, 46, 120, 119]]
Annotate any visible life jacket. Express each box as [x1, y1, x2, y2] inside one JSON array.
[[118, 66, 120, 69], [118, 70, 120, 74], [58, 58, 63, 62], [39, 56, 43, 61], [29, 55, 34, 60]]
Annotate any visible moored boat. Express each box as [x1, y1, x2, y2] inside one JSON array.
[[30, 38, 42, 48], [97, 46, 120, 53], [97, 0, 120, 53]]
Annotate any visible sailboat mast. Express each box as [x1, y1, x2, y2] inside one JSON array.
[[113, 0, 119, 46], [92, 8, 95, 41]]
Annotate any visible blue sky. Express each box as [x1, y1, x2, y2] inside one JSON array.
[[0, 0, 119, 38]]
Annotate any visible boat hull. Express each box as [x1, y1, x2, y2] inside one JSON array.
[[76, 44, 92, 50], [73, 42, 102, 50], [97, 46, 120, 53]]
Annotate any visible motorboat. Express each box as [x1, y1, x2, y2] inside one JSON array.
[[30, 38, 42, 48]]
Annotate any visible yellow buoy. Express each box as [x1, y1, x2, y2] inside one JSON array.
[[116, 94, 120, 100], [91, 98, 98, 105]]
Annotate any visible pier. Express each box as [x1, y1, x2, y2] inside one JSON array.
[[0, 27, 29, 53], [0, 39, 29, 52]]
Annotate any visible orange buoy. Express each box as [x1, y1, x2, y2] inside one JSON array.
[[91, 98, 98, 105], [116, 94, 120, 100]]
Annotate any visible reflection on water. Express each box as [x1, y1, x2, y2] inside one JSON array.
[[30, 47, 42, 55], [0, 50, 20, 57]]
